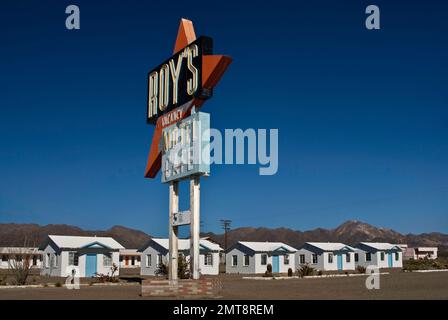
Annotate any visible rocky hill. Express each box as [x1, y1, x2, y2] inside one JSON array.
[[0, 223, 150, 249], [1, 220, 447, 255], [203, 220, 448, 255]]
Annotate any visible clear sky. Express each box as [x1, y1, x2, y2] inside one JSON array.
[[1, 0, 447, 236]]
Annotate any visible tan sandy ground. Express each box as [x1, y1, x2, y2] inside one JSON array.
[[0, 271, 447, 300]]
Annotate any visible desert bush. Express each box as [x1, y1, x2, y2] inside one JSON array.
[[94, 263, 120, 283], [263, 264, 273, 277], [155, 262, 169, 277], [177, 255, 190, 279], [317, 270, 323, 276], [155, 255, 190, 279], [403, 258, 448, 271], [8, 254, 32, 285], [55, 282, 62, 287], [297, 264, 315, 278], [287, 268, 293, 277], [357, 265, 366, 274], [0, 275, 7, 286]]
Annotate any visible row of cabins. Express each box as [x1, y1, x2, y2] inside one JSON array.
[[0, 235, 438, 277], [226, 241, 404, 274]]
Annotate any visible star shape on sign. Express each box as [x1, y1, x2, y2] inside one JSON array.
[[144, 18, 232, 179]]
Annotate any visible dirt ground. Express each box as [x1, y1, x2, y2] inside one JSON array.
[[0, 271, 447, 300]]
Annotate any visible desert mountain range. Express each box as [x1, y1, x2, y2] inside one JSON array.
[[0, 220, 446, 255]]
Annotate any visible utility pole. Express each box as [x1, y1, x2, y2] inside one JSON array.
[[220, 219, 232, 252]]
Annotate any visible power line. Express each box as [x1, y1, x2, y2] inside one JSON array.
[[220, 219, 232, 252]]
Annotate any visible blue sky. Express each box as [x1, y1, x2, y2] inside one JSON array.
[[0, 0, 447, 236]]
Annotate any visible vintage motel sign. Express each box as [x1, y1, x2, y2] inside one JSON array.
[[144, 19, 232, 179], [144, 19, 231, 282], [147, 37, 213, 124], [161, 112, 210, 183]]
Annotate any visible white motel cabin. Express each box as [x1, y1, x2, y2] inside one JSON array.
[[139, 238, 222, 276], [296, 242, 356, 271], [39, 235, 124, 277], [404, 246, 438, 260], [354, 242, 403, 268], [0, 247, 43, 269], [225, 241, 297, 274]]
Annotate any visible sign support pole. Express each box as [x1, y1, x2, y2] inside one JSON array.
[[169, 181, 179, 283], [190, 175, 200, 280]]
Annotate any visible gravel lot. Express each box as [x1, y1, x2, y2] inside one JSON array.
[[0, 271, 447, 300]]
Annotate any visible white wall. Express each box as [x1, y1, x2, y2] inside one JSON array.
[[140, 245, 220, 276], [322, 252, 355, 271], [296, 249, 324, 271], [226, 247, 295, 275], [355, 250, 402, 269], [414, 248, 438, 260], [225, 247, 255, 274], [296, 250, 355, 271], [0, 254, 42, 269], [41, 244, 61, 276], [254, 253, 295, 274], [200, 252, 220, 275], [41, 245, 120, 278]]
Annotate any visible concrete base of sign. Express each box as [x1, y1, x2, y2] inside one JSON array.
[[141, 278, 221, 298]]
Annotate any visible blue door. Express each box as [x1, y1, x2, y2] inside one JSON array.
[[86, 254, 97, 277], [388, 253, 393, 267], [272, 255, 279, 273], [337, 255, 343, 271]]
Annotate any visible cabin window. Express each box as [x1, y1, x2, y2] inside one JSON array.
[[380, 252, 385, 261], [103, 253, 112, 267], [243, 255, 249, 266], [68, 252, 79, 266], [157, 254, 163, 266], [354, 253, 359, 262], [312, 254, 318, 264], [131, 256, 135, 266], [32, 255, 38, 266], [232, 255, 238, 266], [261, 254, 267, 265], [366, 253, 371, 261], [395, 252, 399, 261], [119, 256, 123, 262], [204, 254, 213, 266], [346, 254, 351, 263], [1, 255, 8, 262], [50, 254, 58, 267], [284, 255, 290, 265], [328, 253, 333, 264], [15, 255, 22, 262], [146, 255, 152, 267], [299, 254, 305, 264]]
